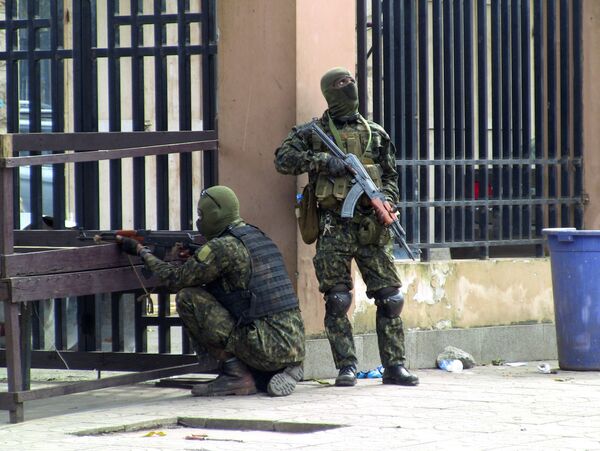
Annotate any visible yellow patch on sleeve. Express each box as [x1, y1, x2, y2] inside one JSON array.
[[195, 244, 215, 265]]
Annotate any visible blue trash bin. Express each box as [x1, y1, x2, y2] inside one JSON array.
[[543, 228, 600, 370]]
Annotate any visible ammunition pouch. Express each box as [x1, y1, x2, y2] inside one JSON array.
[[296, 183, 319, 244]]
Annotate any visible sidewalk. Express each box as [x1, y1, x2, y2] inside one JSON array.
[[2, 361, 600, 450]]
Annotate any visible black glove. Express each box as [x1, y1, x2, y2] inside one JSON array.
[[326, 155, 348, 177], [116, 236, 140, 256]]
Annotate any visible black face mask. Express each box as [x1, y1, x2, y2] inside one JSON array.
[[321, 68, 359, 120]]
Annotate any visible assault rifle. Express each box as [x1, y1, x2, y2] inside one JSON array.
[[78, 229, 206, 260], [310, 122, 419, 260]]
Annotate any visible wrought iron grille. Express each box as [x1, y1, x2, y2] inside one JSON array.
[[0, 0, 217, 356], [357, 0, 584, 261]]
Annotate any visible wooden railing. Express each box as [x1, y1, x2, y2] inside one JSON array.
[[0, 131, 218, 423]]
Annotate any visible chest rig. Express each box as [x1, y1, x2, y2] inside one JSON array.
[[312, 115, 384, 211], [210, 225, 299, 325]]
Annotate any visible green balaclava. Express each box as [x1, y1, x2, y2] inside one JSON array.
[[196, 185, 241, 240], [320, 67, 359, 120]]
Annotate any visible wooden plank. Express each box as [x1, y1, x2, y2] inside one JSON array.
[[3, 244, 138, 277], [2, 266, 164, 302], [14, 230, 84, 247], [0, 168, 14, 262], [0, 134, 13, 158], [0, 350, 216, 372], [8, 130, 217, 152], [1, 139, 217, 168], [9, 363, 201, 403]]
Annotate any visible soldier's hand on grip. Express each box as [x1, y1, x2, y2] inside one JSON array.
[[326, 155, 348, 177], [116, 235, 142, 256]]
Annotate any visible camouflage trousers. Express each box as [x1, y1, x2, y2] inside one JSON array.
[[176, 287, 305, 372], [313, 210, 406, 369]]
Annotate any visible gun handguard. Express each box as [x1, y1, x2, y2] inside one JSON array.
[[310, 122, 419, 260]]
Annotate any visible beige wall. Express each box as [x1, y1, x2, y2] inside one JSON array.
[[217, 0, 298, 276], [352, 259, 554, 333], [295, 1, 356, 333], [583, 0, 600, 228], [217, 0, 356, 334]]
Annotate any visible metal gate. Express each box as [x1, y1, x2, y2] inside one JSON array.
[[357, 0, 584, 260], [1, 1, 216, 365]]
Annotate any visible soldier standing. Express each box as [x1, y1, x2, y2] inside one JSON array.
[[117, 186, 305, 397], [274, 67, 418, 387]]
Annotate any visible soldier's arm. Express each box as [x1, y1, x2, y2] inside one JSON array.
[[142, 242, 221, 292], [274, 127, 330, 175], [378, 133, 401, 205]]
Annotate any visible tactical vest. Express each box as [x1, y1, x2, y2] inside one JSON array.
[[212, 225, 299, 325], [312, 119, 384, 210]]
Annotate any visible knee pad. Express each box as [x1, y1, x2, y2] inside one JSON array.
[[325, 289, 352, 318], [374, 287, 404, 318]]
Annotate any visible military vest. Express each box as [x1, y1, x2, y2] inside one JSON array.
[[312, 118, 384, 210], [212, 225, 299, 325]]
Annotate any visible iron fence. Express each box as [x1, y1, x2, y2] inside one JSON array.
[[357, 0, 584, 260], [0, 0, 217, 369]]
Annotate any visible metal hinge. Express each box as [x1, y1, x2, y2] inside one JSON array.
[[582, 192, 590, 205]]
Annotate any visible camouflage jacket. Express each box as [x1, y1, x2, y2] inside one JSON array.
[[274, 112, 400, 205], [142, 220, 251, 294]]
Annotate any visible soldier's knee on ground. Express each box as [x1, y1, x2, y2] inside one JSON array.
[[374, 287, 404, 318], [324, 284, 352, 317]]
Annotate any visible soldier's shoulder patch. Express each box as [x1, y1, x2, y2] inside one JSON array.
[[194, 244, 215, 265]]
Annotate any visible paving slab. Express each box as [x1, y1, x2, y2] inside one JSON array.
[[2, 361, 600, 450]]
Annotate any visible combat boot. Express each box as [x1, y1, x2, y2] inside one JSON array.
[[191, 357, 257, 396], [267, 364, 304, 397], [382, 364, 419, 386], [335, 365, 357, 387]]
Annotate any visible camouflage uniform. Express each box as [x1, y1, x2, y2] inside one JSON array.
[[275, 113, 406, 370], [142, 220, 305, 373]]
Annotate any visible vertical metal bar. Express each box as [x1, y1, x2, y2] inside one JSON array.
[[154, 1, 169, 230], [134, 291, 147, 352], [501, 0, 511, 240], [547, 0, 557, 227], [534, 0, 545, 255], [357, 0, 368, 118], [443, 0, 454, 242], [202, 0, 218, 187], [477, 0, 489, 257], [178, 0, 194, 230], [559, 0, 570, 227], [433, 0, 444, 244], [372, 0, 382, 124], [108, 0, 123, 228], [453, 0, 464, 243], [572, 0, 583, 229], [54, 298, 67, 350], [108, 0, 124, 354], [27, 0, 42, 229], [383, 0, 394, 137], [158, 294, 171, 354], [521, 0, 532, 239], [73, 0, 99, 352], [464, 0, 475, 242], [51, 0, 65, 229], [405, 0, 417, 245], [511, 0, 522, 239], [394, 0, 407, 236], [131, 0, 146, 228], [491, 0, 502, 241], [418, 0, 429, 261]]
